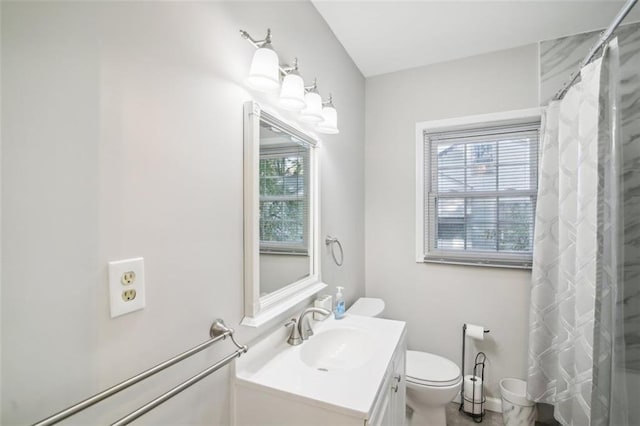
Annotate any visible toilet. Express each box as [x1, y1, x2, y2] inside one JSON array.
[[347, 298, 462, 426]]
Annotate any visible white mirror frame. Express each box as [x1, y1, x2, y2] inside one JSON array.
[[241, 101, 326, 327]]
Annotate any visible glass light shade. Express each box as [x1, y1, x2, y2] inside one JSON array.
[[279, 72, 306, 111], [299, 92, 324, 123], [316, 105, 339, 134], [247, 47, 280, 92]]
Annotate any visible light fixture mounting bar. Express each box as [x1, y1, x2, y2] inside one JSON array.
[[322, 94, 335, 107], [280, 58, 299, 76], [239, 28, 272, 49], [304, 78, 318, 93]]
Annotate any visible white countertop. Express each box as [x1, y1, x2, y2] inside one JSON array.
[[234, 314, 406, 420]]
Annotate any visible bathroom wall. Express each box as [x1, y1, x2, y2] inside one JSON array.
[[365, 44, 539, 399], [1, 2, 365, 424]]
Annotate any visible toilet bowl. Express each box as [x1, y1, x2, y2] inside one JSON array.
[[347, 297, 462, 426], [406, 350, 462, 425]]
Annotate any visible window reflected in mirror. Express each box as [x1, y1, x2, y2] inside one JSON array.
[[258, 121, 311, 296]]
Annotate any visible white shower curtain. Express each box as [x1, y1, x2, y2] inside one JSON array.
[[527, 40, 624, 426]]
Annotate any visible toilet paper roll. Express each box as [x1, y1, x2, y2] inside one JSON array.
[[463, 375, 483, 402], [465, 323, 486, 340]]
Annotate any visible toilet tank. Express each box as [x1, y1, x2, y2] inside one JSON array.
[[347, 297, 385, 317]]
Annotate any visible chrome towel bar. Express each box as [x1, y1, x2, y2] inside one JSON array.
[[112, 348, 244, 426], [33, 319, 248, 426]]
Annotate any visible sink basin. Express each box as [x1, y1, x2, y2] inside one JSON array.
[[300, 327, 375, 371]]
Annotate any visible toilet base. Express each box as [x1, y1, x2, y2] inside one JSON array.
[[407, 396, 447, 426], [406, 375, 461, 426], [408, 405, 446, 426]]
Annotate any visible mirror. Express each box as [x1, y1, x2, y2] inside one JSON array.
[[242, 102, 326, 327], [259, 123, 311, 293]]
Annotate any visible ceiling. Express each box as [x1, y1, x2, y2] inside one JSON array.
[[311, 1, 640, 77]]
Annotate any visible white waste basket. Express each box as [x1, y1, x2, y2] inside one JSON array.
[[499, 378, 536, 426]]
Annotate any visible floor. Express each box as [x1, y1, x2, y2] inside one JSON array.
[[442, 403, 561, 426], [445, 403, 504, 426]]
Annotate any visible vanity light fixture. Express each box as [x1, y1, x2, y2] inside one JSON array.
[[240, 29, 280, 92], [300, 79, 324, 123], [316, 95, 340, 134], [279, 59, 307, 111], [240, 28, 340, 135]]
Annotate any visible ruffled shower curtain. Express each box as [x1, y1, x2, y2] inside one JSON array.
[[527, 40, 626, 426]]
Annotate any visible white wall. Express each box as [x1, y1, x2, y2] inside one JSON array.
[[1, 2, 365, 424], [365, 45, 539, 398]]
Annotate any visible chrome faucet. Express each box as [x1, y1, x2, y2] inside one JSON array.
[[285, 307, 332, 346]]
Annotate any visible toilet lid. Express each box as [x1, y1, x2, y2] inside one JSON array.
[[406, 351, 461, 386]]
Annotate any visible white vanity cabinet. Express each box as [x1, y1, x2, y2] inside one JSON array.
[[233, 315, 407, 426], [368, 335, 407, 426]]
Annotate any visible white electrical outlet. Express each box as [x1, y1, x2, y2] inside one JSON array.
[[108, 257, 145, 318]]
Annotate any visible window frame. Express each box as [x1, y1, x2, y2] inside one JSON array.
[[415, 108, 542, 269]]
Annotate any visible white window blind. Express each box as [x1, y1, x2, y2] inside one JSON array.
[[259, 145, 309, 254], [424, 121, 539, 267]]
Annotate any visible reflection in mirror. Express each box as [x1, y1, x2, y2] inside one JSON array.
[[259, 121, 311, 295]]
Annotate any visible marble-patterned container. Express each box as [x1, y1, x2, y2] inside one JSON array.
[[500, 378, 536, 426]]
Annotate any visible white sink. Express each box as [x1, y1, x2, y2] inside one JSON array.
[[300, 327, 375, 371]]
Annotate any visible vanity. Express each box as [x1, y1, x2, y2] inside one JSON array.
[[237, 102, 405, 424], [233, 314, 407, 426]]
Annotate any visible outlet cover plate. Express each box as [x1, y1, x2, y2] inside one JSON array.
[[108, 257, 146, 318]]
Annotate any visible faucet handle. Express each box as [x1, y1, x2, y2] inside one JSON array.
[[285, 318, 303, 346]]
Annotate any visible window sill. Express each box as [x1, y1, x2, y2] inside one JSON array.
[[418, 256, 532, 269]]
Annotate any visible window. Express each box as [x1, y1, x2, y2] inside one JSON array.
[[416, 110, 541, 268], [259, 144, 309, 254]]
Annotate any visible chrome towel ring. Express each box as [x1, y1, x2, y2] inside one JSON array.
[[325, 236, 344, 266]]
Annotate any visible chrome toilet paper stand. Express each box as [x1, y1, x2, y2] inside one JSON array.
[[459, 324, 489, 423]]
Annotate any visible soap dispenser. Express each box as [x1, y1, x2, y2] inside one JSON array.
[[334, 286, 345, 319]]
